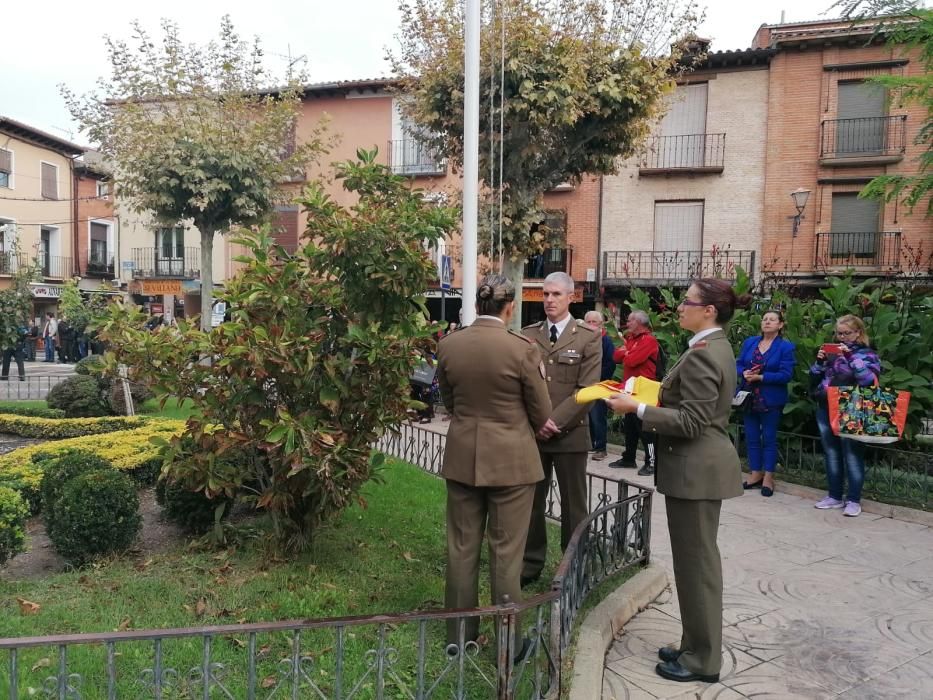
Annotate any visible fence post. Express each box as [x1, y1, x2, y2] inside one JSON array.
[[118, 364, 135, 416], [496, 607, 515, 700]]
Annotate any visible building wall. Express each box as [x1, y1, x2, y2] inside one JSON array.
[[760, 34, 931, 277], [0, 134, 75, 280], [75, 174, 115, 288], [600, 68, 770, 277]]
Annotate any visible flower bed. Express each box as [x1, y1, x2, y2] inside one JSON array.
[[0, 420, 184, 512], [0, 414, 147, 439]]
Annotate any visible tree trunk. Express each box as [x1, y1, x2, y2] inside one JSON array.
[[199, 228, 215, 332], [502, 256, 525, 331]]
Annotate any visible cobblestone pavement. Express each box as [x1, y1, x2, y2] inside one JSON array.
[[416, 412, 933, 698]]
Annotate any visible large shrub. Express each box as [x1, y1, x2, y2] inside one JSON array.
[[39, 449, 113, 526], [46, 376, 110, 417], [155, 479, 232, 534], [45, 469, 141, 566], [0, 485, 28, 566], [74, 355, 105, 376], [98, 151, 458, 551]]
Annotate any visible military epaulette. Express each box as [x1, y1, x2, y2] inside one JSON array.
[[692, 340, 709, 349], [523, 321, 545, 331], [509, 329, 535, 343]]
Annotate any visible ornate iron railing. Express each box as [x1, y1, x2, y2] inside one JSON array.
[[85, 254, 115, 277], [820, 115, 907, 159], [602, 249, 756, 285], [639, 133, 726, 171], [814, 231, 901, 270], [0, 252, 27, 275], [387, 139, 447, 177], [131, 247, 201, 279], [0, 423, 652, 699], [35, 253, 72, 279], [523, 248, 572, 280]]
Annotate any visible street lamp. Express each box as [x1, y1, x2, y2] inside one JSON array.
[[790, 188, 811, 237]]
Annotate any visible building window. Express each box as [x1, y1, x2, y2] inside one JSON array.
[[96, 181, 110, 198], [41, 162, 58, 200], [836, 81, 886, 155], [830, 192, 880, 257], [90, 222, 109, 265], [656, 83, 709, 168], [0, 148, 11, 188], [654, 201, 704, 251], [155, 226, 186, 276]]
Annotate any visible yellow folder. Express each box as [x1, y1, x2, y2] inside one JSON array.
[[575, 376, 661, 406]]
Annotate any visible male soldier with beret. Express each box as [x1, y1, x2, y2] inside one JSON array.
[[521, 271, 601, 587]]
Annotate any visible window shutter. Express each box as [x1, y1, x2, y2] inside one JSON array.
[[0, 149, 11, 173], [654, 201, 704, 250], [41, 163, 58, 199], [830, 193, 880, 256], [90, 222, 108, 241], [273, 206, 300, 247]]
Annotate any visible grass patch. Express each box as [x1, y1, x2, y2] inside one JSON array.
[[0, 401, 48, 412], [0, 460, 565, 697], [139, 397, 197, 421]]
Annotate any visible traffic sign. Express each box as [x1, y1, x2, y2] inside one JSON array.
[[440, 255, 452, 291]]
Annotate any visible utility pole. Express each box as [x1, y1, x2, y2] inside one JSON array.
[[460, 0, 480, 325]]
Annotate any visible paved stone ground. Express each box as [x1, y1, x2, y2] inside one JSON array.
[[0, 360, 76, 400], [417, 411, 933, 698]]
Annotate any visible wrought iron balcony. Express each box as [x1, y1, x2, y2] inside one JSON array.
[[131, 247, 201, 278], [820, 116, 906, 162], [85, 253, 115, 277], [524, 248, 572, 279], [36, 253, 72, 279], [815, 232, 901, 270], [602, 249, 755, 285], [639, 133, 726, 173], [387, 139, 446, 176], [0, 252, 27, 275]]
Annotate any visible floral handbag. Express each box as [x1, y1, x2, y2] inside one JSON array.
[[826, 384, 910, 444]]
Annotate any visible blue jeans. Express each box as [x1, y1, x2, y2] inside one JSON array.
[[815, 403, 866, 503], [589, 399, 608, 451], [744, 409, 783, 473], [44, 337, 55, 362]]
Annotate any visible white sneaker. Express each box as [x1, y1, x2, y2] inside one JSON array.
[[814, 496, 845, 509], [843, 501, 862, 517]]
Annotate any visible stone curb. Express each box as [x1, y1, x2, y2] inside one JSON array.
[[568, 564, 669, 700], [773, 479, 933, 527]]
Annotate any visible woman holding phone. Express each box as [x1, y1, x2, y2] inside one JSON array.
[[735, 310, 797, 497], [809, 315, 881, 518]]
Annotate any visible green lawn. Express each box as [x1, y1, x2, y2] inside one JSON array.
[[139, 397, 197, 421], [0, 460, 566, 697], [0, 400, 47, 412]]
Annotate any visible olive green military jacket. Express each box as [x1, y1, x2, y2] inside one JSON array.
[[523, 318, 602, 453], [642, 329, 743, 501], [437, 317, 552, 487]]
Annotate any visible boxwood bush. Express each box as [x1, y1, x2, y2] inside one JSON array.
[[46, 376, 111, 418], [0, 403, 65, 419], [0, 485, 28, 566], [39, 450, 113, 530], [45, 469, 141, 566]]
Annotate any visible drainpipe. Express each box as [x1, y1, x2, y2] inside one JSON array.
[[596, 175, 604, 309], [71, 156, 79, 278]]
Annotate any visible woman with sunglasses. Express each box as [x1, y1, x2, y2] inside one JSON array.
[[606, 278, 747, 685], [810, 315, 881, 518]]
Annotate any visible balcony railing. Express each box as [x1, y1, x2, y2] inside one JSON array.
[[131, 247, 201, 278], [387, 139, 446, 176], [603, 249, 755, 285], [640, 133, 726, 172], [815, 232, 901, 270], [524, 247, 572, 279], [85, 254, 115, 277], [0, 252, 27, 275], [36, 253, 72, 279], [820, 116, 906, 160]]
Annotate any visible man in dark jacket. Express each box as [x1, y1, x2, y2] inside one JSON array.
[[584, 311, 616, 460]]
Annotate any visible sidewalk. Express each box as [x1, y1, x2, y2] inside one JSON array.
[[417, 413, 933, 698]]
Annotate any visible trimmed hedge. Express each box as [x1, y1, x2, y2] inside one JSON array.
[[0, 420, 184, 513], [0, 404, 66, 419], [0, 485, 28, 565], [39, 450, 114, 526], [46, 469, 141, 566], [0, 414, 146, 439], [47, 376, 111, 417]]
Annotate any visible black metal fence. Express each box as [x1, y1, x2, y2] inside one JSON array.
[[85, 254, 116, 277], [36, 254, 72, 279], [815, 231, 901, 269], [820, 115, 907, 159], [640, 133, 726, 171], [0, 423, 653, 699], [0, 252, 27, 276], [131, 248, 201, 279], [387, 139, 447, 177], [602, 249, 756, 285], [0, 375, 67, 401]]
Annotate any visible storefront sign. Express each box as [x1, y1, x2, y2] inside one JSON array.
[[140, 280, 183, 295], [150, 303, 164, 314], [29, 284, 64, 299], [522, 286, 583, 303]]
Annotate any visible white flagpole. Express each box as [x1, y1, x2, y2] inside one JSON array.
[[460, 0, 480, 325]]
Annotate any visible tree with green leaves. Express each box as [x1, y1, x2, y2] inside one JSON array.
[[832, 0, 932, 217], [62, 16, 327, 330], [98, 151, 458, 551], [0, 237, 40, 352], [392, 0, 701, 325]]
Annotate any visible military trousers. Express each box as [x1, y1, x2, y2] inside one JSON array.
[[665, 496, 724, 676], [445, 479, 536, 644], [521, 450, 588, 581]]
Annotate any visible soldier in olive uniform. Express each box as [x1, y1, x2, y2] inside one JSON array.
[[607, 279, 745, 684], [520, 272, 601, 587], [436, 274, 552, 648]]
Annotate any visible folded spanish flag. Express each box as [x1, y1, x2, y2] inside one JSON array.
[[575, 376, 661, 406]]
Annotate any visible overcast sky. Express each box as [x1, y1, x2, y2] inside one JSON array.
[[3, 0, 843, 142]]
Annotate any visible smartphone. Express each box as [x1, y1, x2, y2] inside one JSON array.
[[821, 343, 844, 355]]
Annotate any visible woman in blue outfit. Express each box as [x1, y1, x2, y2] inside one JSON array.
[[736, 310, 797, 497], [809, 315, 881, 518]]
